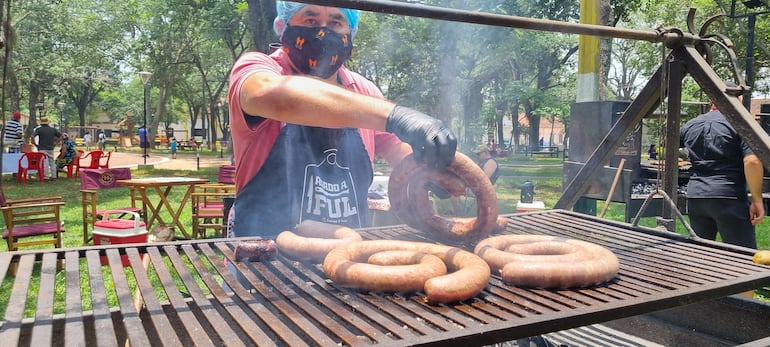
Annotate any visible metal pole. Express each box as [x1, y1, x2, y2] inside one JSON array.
[[138, 71, 152, 166], [662, 57, 683, 230], [294, 0, 681, 43], [143, 86, 147, 165], [743, 13, 755, 111]]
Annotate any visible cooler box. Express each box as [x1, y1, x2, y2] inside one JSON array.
[[516, 200, 546, 213], [92, 211, 147, 266]]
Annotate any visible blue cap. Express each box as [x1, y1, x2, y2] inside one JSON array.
[[273, 1, 360, 37]]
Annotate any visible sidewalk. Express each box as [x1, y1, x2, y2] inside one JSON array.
[[107, 151, 232, 171]]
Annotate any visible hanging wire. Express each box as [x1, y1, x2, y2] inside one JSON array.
[[655, 39, 668, 187]]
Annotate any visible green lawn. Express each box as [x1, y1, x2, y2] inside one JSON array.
[[0, 166, 221, 252], [0, 164, 222, 319]]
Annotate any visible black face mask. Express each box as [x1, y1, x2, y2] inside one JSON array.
[[281, 25, 353, 79]]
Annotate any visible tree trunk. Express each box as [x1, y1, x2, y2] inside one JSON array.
[[246, 0, 278, 52], [598, 0, 613, 100], [436, 20, 458, 127]]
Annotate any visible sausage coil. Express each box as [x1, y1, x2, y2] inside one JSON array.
[[275, 220, 363, 263], [474, 235, 619, 288], [389, 153, 501, 243], [323, 240, 490, 304]]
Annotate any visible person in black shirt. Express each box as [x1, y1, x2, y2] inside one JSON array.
[[680, 91, 764, 248], [32, 117, 62, 180], [647, 144, 658, 160]]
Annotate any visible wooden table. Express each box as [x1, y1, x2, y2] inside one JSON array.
[[117, 177, 208, 238]]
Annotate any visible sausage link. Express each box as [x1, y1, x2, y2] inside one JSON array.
[[474, 235, 619, 288], [324, 240, 490, 304], [275, 220, 363, 263], [389, 153, 500, 243], [233, 240, 278, 262]]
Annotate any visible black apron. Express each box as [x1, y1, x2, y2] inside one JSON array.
[[231, 124, 372, 238]]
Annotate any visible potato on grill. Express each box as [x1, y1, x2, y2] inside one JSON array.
[[753, 250, 770, 265]]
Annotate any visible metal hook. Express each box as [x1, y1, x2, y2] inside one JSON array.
[[631, 189, 698, 238]]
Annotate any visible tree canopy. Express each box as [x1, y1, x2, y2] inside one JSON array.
[[1, 0, 767, 150]]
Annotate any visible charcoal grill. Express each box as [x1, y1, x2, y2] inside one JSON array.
[[2, 210, 770, 346]]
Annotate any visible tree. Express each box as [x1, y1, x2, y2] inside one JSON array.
[[245, 0, 277, 52]]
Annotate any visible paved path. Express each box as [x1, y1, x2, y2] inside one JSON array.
[[106, 151, 232, 171]]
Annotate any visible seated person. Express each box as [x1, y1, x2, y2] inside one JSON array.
[[56, 134, 77, 171]]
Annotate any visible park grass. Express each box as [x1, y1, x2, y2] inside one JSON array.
[[0, 164, 221, 319]]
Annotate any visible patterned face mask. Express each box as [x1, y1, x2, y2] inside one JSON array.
[[281, 25, 353, 79]]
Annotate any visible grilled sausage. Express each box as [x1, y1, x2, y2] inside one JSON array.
[[333, 250, 448, 293], [323, 240, 490, 304], [233, 240, 278, 262], [389, 153, 500, 243], [474, 235, 619, 288], [275, 220, 363, 263]]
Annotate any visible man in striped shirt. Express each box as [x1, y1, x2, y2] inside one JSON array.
[[3, 111, 24, 150]]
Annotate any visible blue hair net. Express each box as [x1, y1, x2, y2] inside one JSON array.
[[273, 1, 360, 37]]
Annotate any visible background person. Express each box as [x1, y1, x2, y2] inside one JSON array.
[[680, 85, 764, 249], [138, 125, 150, 157], [473, 144, 500, 184], [3, 111, 24, 151], [648, 144, 658, 160], [97, 130, 106, 150], [32, 117, 62, 180], [83, 132, 92, 150], [227, 1, 456, 239], [170, 137, 178, 159], [450, 144, 499, 215], [56, 133, 77, 171]]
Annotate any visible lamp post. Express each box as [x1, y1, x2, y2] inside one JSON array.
[[56, 102, 65, 133], [139, 71, 153, 165]]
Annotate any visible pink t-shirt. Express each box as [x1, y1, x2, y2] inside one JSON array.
[[228, 50, 401, 192]]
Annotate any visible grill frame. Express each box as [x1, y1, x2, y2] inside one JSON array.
[[2, 210, 770, 346]]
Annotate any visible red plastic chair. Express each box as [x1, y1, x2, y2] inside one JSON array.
[[98, 151, 112, 169], [63, 150, 85, 178], [17, 152, 47, 183], [79, 150, 104, 169]]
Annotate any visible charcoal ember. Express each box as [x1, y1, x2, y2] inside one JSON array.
[[631, 182, 688, 196], [631, 182, 657, 195], [234, 240, 277, 262]]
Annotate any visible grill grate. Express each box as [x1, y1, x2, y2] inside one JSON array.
[[2, 210, 770, 346]]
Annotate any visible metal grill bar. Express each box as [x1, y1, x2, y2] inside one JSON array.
[[2, 210, 770, 346]]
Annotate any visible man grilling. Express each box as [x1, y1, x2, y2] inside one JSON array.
[[227, 1, 457, 238]]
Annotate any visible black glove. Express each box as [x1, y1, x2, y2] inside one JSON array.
[[386, 105, 457, 169]]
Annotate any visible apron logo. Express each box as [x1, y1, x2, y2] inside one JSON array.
[[307, 176, 357, 218], [301, 149, 360, 224]]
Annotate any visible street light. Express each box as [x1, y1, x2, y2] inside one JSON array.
[[56, 102, 65, 133], [139, 71, 153, 165]]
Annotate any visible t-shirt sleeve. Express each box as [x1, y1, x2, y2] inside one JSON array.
[[228, 52, 286, 191], [229, 52, 283, 106]]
